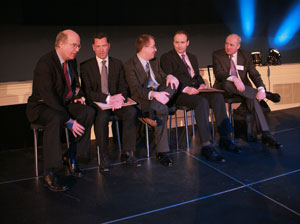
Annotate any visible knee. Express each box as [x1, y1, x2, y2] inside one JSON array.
[[85, 106, 96, 122], [213, 93, 225, 104], [222, 81, 235, 91], [195, 97, 209, 110], [48, 111, 66, 126]]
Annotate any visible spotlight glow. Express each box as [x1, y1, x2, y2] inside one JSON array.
[[273, 2, 300, 46], [239, 0, 255, 39]]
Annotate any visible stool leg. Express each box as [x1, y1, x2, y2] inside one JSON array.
[[115, 120, 121, 151], [191, 110, 196, 137], [33, 129, 39, 177], [184, 110, 190, 149], [168, 115, 172, 143], [175, 112, 179, 150], [97, 146, 101, 166], [145, 123, 150, 158], [210, 109, 215, 144], [228, 103, 233, 141]]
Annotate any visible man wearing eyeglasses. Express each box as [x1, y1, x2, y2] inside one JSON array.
[[27, 29, 95, 191]]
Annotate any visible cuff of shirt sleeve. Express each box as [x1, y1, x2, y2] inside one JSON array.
[[227, 76, 235, 82], [106, 95, 111, 103], [258, 87, 265, 92], [148, 91, 153, 100]]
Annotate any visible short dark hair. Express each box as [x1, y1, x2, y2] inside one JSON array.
[[174, 30, 189, 41], [135, 34, 155, 53], [93, 32, 110, 44]]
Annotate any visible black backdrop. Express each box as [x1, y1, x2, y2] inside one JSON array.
[[1, 0, 300, 82]]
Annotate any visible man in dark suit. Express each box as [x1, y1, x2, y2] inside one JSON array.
[[161, 30, 239, 162], [212, 33, 282, 149], [80, 33, 140, 172], [26, 29, 95, 191], [124, 34, 179, 166]]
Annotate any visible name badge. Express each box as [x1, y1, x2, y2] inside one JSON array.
[[236, 65, 244, 71]]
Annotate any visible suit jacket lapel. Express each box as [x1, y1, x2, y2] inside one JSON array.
[[237, 50, 245, 77], [133, 56, 148, 85], [187, 52, 198, 75], [52, 51, 70, 97], [222, 51, 230, 73], [108, 57, 114, 91], [173, 50, 194, 77]]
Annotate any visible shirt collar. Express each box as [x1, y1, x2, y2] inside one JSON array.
[[137, 54, 148, 68], [56, 50, 65, 65], [96, 55, 109, 64], [178, 51, 187, 57]]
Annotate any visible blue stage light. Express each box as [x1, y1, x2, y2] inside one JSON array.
[[239, 0, 255, 39], [273, 2, 300, 47]]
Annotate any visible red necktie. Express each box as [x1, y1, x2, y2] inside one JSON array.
[[230, 55, 238, 77], [63, 62, 73, 100]]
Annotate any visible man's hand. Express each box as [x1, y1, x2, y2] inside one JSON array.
[[256, 91, 266, 101], [108, 94, 125, 111], [66, 119, 85, 138], [233, 77, 245, 92], [151, 91, 170, 104], [166, 74, 179, 89], [74, 97, 86, 105], [182, 87, 199, 95], [198, 84, 208, 90]]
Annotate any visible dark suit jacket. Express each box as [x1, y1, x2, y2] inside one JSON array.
[[160, 49, 205, 92], [80, 56, 129, 105], [212, 49, 265, 89], [124, 55, 167, 106], [27, 50, 82, 123]]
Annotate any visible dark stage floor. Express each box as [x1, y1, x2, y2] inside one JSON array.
[[1, 107, 300, 224]]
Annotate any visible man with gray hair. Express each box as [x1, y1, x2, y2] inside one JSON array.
[[27, 29, 95, 191], [212, 33, 282, 149]]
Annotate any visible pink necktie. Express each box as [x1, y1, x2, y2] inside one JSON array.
[[230, 55, 238, 77], [181, 54, 193, 77]]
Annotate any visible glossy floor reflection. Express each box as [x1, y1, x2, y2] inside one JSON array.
[[0, 107, 300, 224]]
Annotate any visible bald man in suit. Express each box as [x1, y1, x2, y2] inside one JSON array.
[[212, 33, 282, 149]]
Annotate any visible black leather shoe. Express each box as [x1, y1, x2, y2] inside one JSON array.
[[262, 132, 283, 149], [63, 155, 84, 177], [156, 152, 173, 167], [266, 91, 281, 103], [121, 152, 142, 167], [44, 172, 69, 192], [201, 145, 226, 162], [219, 138, 241, 153]]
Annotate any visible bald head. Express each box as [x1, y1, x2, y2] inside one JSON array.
[[55, 29, 81, 61], [225, 33, 241, 55]]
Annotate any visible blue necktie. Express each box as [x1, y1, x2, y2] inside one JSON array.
[[145, 62, 159, 89]]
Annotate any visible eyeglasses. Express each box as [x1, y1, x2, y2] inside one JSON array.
[[65, 42, 81, 50]]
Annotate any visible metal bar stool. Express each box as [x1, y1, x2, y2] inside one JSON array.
[[30, 123, 70, 177], [207, 65, 243, 141], [142, 106, 179, 157], [176, 106, 195, 149], [96, 115, 121, 166]]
